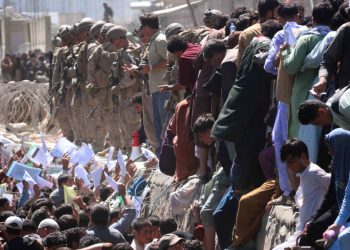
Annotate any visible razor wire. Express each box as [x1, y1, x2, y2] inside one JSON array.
[[0, 81, 59, 133]]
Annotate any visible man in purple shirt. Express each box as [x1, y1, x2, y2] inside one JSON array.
[[263, 4, 304, 204]]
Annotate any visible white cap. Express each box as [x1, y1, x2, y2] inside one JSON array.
[[38, 219, 60, 230], [5, 216, 23, 230]]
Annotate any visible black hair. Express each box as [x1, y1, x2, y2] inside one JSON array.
[[298, 99, 329, 125], [15, 208, 28, 219], [278, 3, 299, 19], [0, 211, 14, 223], [44, 231, 67, 248], [31, 207, 49, 227], [79, 211, 90, 228], [31, 198, 53, 213], [160, 218, 178, 236], [280, 138, 309, 162], [202, 39, 227, 60], [55, 204, 73, 219], [131, 93, 143, 105], [0, 197, 9, 208], [58, 214, 78, 231], [132, 218, 152, 232], [64, 227, 85, 248], [258, 0, 281, 18], [139, 13, 159, 29], [183, 240, 204, 250], [112, 243, 134, 250], [312, 2, 335, 26], [99, 186, 112, 202], [193, 113, 215, 135], [58, 174, 72, 187], [23, 219, 38, 234], [110, 210, 120, 221], [148, 215, 161, 227], [167, 35, 188, 54], [79, 234, 101, 248], [90, 204, 109, 226], [229, 7, 250, 19], [261, 19, 283, 39], [6, 227, 22, 235], [236, 13, 253, 31]]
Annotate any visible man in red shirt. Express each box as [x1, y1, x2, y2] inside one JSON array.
[[159, 35, 202, 94]]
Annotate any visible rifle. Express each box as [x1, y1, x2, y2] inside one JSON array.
[[164, 61, 180, 114], [108, 51, 124, 112]]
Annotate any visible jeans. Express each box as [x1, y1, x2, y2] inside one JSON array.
[[152, 91, 170, 156], [213, 187, 239, 249]]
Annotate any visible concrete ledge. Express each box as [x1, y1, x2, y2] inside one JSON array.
[[256, 205, 298, 250]]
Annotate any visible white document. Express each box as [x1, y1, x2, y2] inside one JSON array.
[[104, 172, 119, 192], [70, 143, 95, 166], [51, 137, 77, 158], [117, 149, 127, 177], [75, 165, 91, 187], [141, 148, 156, 161], [106, 146, 115, 170], [23, 170, 37, 190], [35, 176, 54, 189], [90, 167, 103, 188]]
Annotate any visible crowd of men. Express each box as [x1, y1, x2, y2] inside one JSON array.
[[0, 0, 350, 249], [1, 51, 50, 82]]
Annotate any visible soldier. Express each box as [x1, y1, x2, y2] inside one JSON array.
[[82, 20, 106, 151], [87, 23, 121, 152], [51, 25, 75, 142], [72, 18, 96, 145], [106, 26, 141, 151]]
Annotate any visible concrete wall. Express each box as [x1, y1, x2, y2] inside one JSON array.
[[0, 15, 51, 55]]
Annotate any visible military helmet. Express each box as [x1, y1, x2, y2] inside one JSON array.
[[70, 23, 80, 35], [58, 25, 72, 38], [90, 20, 106, 38], [106, 25, 127, 41], [165, 23, 185, 39], [78, 17, 96, 32], [100, 23, 115, 37]]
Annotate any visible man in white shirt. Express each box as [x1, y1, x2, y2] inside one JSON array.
[[273, 138, 330, 250], [131, 218, 153, 250]]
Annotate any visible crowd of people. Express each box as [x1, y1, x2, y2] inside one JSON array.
[[1, 51, 50, 82], [1, 0, 350, 249]]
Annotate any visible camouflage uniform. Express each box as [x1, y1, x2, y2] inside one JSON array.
[[118, 48, 141, 149], [52, 44, 76, 141], [87, 41, 122, 149]]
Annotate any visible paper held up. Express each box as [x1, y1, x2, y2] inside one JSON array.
[[117, 150, 127, 177], [90, 167, 103, 188], [106, 146, 115, 170], [35, 176, 54, 189], [141, 148, 156, 161], [51, 137, 78, 158], [70, 143, 95, 167], [64, 185, 77, 204], [104, 172, 119, 192], [75, 165, 91, 187], [6, 161, 41, 181], [23, 170, 37, 189], [27, 145, 53, 168]]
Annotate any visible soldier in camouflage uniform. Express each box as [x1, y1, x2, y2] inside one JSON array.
[[51, 25, 76, 142], [72, 18, 96, 145], [81, 20, 106, 151], [87, 23, 123, 150], [106, 26, 141, 150]]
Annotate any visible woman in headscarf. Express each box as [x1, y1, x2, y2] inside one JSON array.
[[300, 128, 350, 249], [323, 128, 350, 249]]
